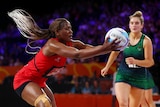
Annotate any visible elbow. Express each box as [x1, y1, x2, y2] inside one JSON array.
[[73, 54, 81, 59], [71, 51, 82, 59], [72, 51, 89, 59], [146, 59, 155, 68], [74, 53, 86, 59], [150, 60, 155, 67]]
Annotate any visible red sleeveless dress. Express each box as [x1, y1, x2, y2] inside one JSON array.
[[13, 39, 72, 90]]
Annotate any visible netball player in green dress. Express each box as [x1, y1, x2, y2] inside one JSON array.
[[101, 11, 155, 107]]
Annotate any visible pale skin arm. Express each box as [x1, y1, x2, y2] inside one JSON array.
[[125, 36, 154, 67], [101, 51, 120, 77]]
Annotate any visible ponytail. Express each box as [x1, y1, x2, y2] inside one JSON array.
[[8, 9, 51, 54]]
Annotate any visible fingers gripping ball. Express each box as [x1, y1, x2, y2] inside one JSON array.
[[105, 27, 129, 51]]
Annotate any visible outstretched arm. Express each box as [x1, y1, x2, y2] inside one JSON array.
[[43, 38, 119, 59]]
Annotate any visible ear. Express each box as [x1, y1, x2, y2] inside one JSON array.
[[55, 30, 60, 36], [141, 23, 144, 29]]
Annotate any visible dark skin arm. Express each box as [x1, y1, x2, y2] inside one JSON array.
[[42, 37, 119, 59]]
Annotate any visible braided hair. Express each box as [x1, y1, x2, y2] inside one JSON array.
[[8, 9, 68, 54]]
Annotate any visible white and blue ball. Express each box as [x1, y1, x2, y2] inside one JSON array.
[[105, 27, 129, 51]]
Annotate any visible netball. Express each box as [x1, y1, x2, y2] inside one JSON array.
[[105, 27, 129, 51]]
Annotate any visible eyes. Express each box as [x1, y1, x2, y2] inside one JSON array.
[[129, 18, 141, 26], [63, 24, 72, 31], [64, 27, 72, 30], [130, 21, 141, 25]]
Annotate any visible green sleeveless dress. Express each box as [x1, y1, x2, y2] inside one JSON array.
[[115, 34, 155, 89]]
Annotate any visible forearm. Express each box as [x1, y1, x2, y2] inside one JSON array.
[[101, 51, 119, 76], [53, 44, 106, 59], [134, 59, 154, 68], [105, 51, 120, 68], [76, 45, 107, 59]]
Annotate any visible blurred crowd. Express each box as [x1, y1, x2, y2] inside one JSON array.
[[0, 0, 160, 95]]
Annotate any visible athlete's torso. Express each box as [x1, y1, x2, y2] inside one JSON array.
[[118, 34, 146, 77], [13, 38, 72, 89], [116, 34, 155, 89]]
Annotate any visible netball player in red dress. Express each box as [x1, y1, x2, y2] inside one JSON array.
[[8, 9, 120, 107]]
